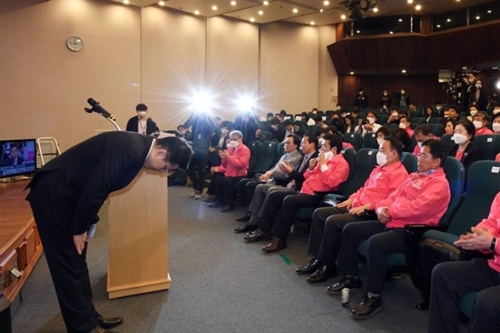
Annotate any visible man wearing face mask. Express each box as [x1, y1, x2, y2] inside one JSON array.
[[472, 111, 494, 136], [245, 134, 349, 253], [297, 137, 408, 283], [435, 102, 444, 117], [207, 130, 250, 212], [379, 89, 392, 107], [395, 88, 410, 108], [329, 140, 450, 320], [469, 79, 488, 111], [440, 105, 461, 126], [413, 125, 438, 157], [125, 103, 159, 136], [355, 111, 381, 136], [492, 103, 500, 116], [354, 88, 369, 109]]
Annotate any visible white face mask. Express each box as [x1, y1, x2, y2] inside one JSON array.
[[473, 121, 483, 129], [376, 138, 385, 146], [493, 123, 500, 133], [453, 133, 468, 145], [494, 109, 500, 115], [417, 142, 423, 149], [221, 128, 228, 135], [376, 152, 387, 167], [323, 151, 334, 160], [319, 138, 325, 146], [367, 117, 375, 124], [470, 110, 478, 117], [476, 85, 482, 89], [229, 140, 239, 148], [138, 111, 147, 117], [399, 122, 407, 129], [436, 106, 442, 111]]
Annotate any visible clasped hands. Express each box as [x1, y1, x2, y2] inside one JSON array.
[[454, 227, 494, 251]]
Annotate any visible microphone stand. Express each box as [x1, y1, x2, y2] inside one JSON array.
[[84, 104, 121, 131]]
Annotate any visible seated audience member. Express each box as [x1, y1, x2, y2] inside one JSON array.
[[450, 119, 483, 174], [328, 140, 450, 320], [297, 137, 408, 283], [330, 112, 345, 134], [300, 112, 310, 123], [269, 118, 286, 142], [413, 125, 437, 157], [492, 112, 500, 134], [444, 119, 455, 136], [440, 105, 461, 126], [315, 116, 328, 129], [375, 127, 390, 147], [282, 120, 295, 139], [387, 108, 400, 125], [126, 103, 159, 136], [428, 192, 500, 333], [206, 130, 250, 212], [391, 128, 413, 152], [435, 101, 444, 117], [266, 112, 274, 122], [236, 134, 302, 220], [398, 115, 414, 137], [425, 106, 435, 123], [467, 105, 479, 121], [354, 111, 381, 136], [235, 135, 318, 233], [244, 134, 349, 253], [275, 113, 284, 123], [493, 103, 500, 116], [472, 111, 494, 136], [344, 115, 356, 133]]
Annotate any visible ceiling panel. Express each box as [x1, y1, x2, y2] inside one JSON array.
[[223, 1, 318, 24]]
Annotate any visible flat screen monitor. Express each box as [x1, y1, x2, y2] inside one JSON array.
[[0, 139, 37, 179]]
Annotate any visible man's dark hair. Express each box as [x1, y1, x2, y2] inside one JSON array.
[[391, 107, 400, 112], [384, 136, 403, 159], [400, 115, 411, 123], [267, 112, 274, 118], [304, 134, 318, 150], [293, 120, 302, 127], [280, 110, 287, 116], [414, 124, 431, 136], [422, 139, 448, 167], [315, 115, 323, 122], [390, 128, 411, 149], [286, 134, 301, 147], [323, 134, 343, 153], [456, 119, 476, 140], [270, 118, 280, 125], [447, 105, 461, 114], [282, 120, 292, 127], [156, 137, 192, 169], [136, 103, 148, 111], [376, 126, 390, 137], [367, 111, 377, 119]]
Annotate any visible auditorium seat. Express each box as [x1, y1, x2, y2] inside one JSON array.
[[473, 134, 500, 160], [344, 132, 363, 151], [363, 133, 379, 149]]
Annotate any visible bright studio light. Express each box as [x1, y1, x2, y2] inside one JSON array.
[[237, 96, 255, 112], [496, 80, 500, 89], [191, 91, 213, 113]]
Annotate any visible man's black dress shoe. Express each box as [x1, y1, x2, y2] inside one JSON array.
[[326, 276, 362, 295], [306, 264, 337, 283], [97, 316, 123, 329], [296, 257, 321, 275], [234, 222, 257, 234], [220, 204, 234, 212], [236, 212, 252, 222], [351, 294, 384, 320]]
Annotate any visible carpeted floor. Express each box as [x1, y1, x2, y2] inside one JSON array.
[[12, 186, 465, 333]]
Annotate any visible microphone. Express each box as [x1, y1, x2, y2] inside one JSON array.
[[85, 98, 116, 121]]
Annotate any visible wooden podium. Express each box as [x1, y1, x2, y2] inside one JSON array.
[[106, 170, 170, 299]]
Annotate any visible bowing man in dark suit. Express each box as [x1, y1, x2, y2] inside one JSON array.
[[449, 119, 483, 175], [26, 132, 191, 333], [125, 103, 159, 136]]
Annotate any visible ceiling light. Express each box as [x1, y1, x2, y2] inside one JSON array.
[[415, 4, 421, 10], [436, 24, 441, 28], [320, 9, 324, 12], [263, 1, 269, 5], [324, 1, 330, 5], [194, 10, 200, 15], [356, 30, 360, 33], [158, 0, 165, 5], [293, 8, 298, 13], [212, 5, 218, 10], [123, 0, 129, 4], [389, 31, 393, 34], [310, 21, 315, 25], [231, 1, 237, 5], [402, 69, 407, 73], [350, 72, 354, 75], [373, 7, 378, 12], [407, 0, 413, 3], [399, 18, 403, 22], [250, 17, 255, 22], [258, 10, 263, 15], [488, 10, 492, 13], [496, 80, 500, 89], [447, 18, 451, 22], [476, 16, 480, 20], [341, 14, 346, 20]]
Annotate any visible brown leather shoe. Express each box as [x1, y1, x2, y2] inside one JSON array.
[[262, 237, 287, 253], [244, 228, 272, 242]]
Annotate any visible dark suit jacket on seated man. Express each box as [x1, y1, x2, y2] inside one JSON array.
[[297, 137, 409, 284], [245, 134, 349, 253], [26, 132, 192, 333], [328, 139, 451, 321], [428, 191, 500, 333], [207, 130, 250, 212], [235, 135, 319, 234]]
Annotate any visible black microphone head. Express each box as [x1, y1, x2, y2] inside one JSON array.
[[87, 98, 98, 106]]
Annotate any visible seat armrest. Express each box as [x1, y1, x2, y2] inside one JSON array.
[[321, 194, 347, 207], [459, 249, 494, 261]]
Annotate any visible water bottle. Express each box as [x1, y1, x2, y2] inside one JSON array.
[[341, 288, 350, 308]]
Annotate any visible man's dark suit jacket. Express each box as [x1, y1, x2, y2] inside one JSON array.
[[449, 141, 483, 174], [26, 132, 154, 235], [125, 116, 159, 135], [288, 150, 319, 191]]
